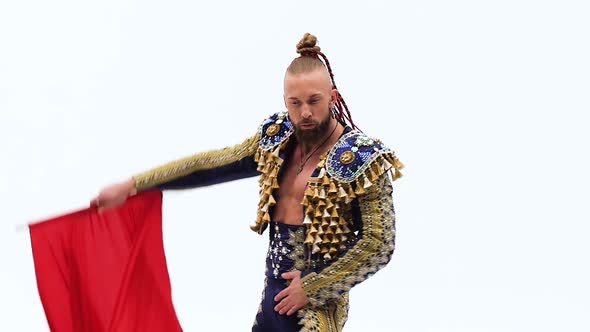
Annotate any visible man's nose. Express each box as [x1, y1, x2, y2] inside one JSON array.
[[301, 105, 312, 119]]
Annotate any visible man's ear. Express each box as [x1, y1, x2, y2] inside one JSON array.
[[331, 88, 339, 104]]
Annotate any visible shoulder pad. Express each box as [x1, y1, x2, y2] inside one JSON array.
[[258, 111, 294, 151], [326, 130, 393, 183]]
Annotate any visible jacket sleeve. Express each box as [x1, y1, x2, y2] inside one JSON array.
[[300, 174, 396, 307], [133, 132, 261, 192]]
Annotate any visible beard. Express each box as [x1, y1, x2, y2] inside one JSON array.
[[294, 113, 332, 145]]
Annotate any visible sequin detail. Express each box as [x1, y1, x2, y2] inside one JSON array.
[[325, 130, 395, 183], [266, 222, 305, 279], [259, 111, 293, 151]]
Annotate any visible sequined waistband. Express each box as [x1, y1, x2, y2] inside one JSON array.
[[266, 222, 305, 279]]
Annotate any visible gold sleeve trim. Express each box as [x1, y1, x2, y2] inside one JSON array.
[[300, 175, 396, 307], [133, 132, 261, 191]]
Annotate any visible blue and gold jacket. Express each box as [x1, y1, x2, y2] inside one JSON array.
[[133, 111, 403, 311]]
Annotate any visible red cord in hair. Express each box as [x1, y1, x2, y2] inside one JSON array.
[[317, 52, 359, 130]]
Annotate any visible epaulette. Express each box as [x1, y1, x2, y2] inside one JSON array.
[[258, 111, 293, 152], [325, 130, 403, 184], [252, 111, 293, 234]]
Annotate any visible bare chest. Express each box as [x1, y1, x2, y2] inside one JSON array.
[[272, 149, 322, 224]]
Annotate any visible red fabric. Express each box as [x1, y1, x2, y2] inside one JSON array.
[[29, 191, 183, 332]]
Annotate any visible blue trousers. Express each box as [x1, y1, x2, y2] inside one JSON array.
[[252, 222, 305, 331]]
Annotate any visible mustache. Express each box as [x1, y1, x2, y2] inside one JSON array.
[[299, 119, 318, 125]]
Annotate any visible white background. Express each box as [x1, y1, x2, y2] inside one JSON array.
[[1, 1, 589, 331]]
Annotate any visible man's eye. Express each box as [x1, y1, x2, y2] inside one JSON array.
[[291, 101, 300, 106], [309, 100, 318, 104]]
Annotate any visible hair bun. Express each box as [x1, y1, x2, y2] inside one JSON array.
[[296, 33, 321, 55]]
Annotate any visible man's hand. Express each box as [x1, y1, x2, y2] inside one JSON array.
[[274, 270, 310, 316], [90, 178, 137, 212]]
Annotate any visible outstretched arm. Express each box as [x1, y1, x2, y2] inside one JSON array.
[[92, 132, 261, 210]]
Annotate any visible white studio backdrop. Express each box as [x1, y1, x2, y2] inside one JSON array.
[[1, 1, 589, 331]]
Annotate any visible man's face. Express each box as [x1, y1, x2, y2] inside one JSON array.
[[284, 68, 337, 144]]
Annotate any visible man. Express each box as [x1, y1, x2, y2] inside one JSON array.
[[94, 33, 403, 332]]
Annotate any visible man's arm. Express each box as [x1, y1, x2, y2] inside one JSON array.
[[93, 132, 261, 210], [133, 133, 261, 191], [300, 174, 396, 307]]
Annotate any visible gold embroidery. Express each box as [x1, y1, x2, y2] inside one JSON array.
[[133, 132, 261, 191], [297, 294, 349, 332], [300, 175, 395, 307]]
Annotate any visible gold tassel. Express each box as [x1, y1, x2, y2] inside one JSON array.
[[263, 212, 270, 223], [325, 199, 334, 209], [338, 185, 347, 198], [271, 178, 279, 189], [314, 234, 322, 244], [393, 155, 404, 170], [320, 246, 329, 254], [309, 224, 318, 234], [382, 157, 392, 171], [269, 167, 278, 178], [330, 208, 339, 218], [329, 181, 338, 194], [319, 188, 326, 199], [363, 175, 372, 189], [264, 176, 273, 186], [312, 244, 321, 254], [355, 178, 365, 195], [369, 167, 379, 182], [301, 196, 309, 205], [303, 215, 312, 225], [342, 224, 351, 233], [268, 194, 276, 205], [323, 253, 331, 260], [322, 176, 330, 186], [394, 168, 402, 180], [305, 233, 315, 244], [314, 208, 323, 218], [347, 185, 356, 199], [272, 146, 280, 157], [305, 186, 314, 197]]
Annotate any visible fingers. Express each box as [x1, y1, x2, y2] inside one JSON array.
[[274, 299, 293, 315], [286, 303, 301, 316], [274, 288, 288, 302], [281, 270, 301, 280], [275, 298, 303, 316]]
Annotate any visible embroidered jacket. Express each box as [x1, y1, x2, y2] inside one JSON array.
[[133, 111, 403, 330]]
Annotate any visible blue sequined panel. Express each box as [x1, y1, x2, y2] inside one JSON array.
[[326, 130, 393, 183], [259, 112, 294, 151], [266, 222, 305, 279]]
